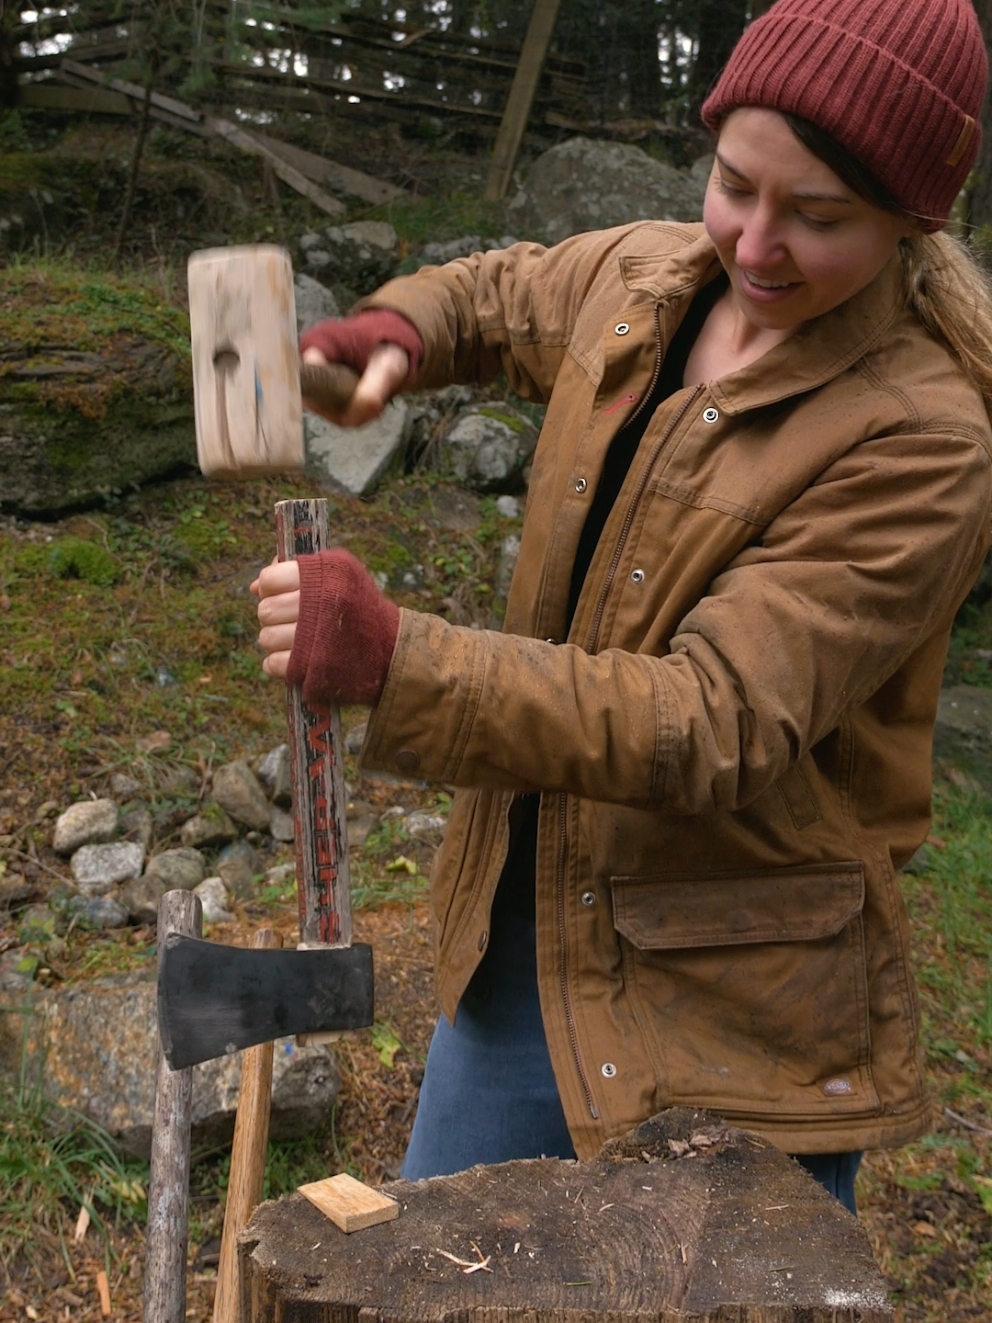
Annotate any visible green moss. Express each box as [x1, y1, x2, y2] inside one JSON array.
[[14, 536, 120, 587], [477, 406, 527, 433]]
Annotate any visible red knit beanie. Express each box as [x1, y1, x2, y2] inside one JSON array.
[[701, 0, 988, 231]]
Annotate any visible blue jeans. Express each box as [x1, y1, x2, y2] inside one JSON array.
[[403, 907, 862, 1215]]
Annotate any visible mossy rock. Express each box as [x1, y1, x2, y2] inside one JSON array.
[[0, 261, 196, 514]]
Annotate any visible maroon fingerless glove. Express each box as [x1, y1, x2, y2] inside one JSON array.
[[287, 549, 400, 706], [299, 308, 424, 389]]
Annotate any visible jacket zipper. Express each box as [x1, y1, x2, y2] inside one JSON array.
[[556, 314, 703, 1124], [556, 790, 599, 1120], [586, 378, 704, 656]]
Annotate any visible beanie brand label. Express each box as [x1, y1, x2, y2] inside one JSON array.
[[946, 115, 976, 168]]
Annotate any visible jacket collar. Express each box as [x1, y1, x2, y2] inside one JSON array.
[[621, 229, 908, 414]]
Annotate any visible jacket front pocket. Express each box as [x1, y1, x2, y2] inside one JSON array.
[[611, 862, 879, 1119]]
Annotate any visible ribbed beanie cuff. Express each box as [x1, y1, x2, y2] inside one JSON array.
[[701, 0, 988, 230]]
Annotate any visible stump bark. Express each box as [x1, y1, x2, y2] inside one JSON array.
[[238, 1109, 892, 1322]]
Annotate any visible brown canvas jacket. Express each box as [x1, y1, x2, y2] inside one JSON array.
[[359, 222, 992, 1157]]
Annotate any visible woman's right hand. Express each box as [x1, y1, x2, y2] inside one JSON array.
[[302, 342, 410, 427], [299, 307, 424, 426]]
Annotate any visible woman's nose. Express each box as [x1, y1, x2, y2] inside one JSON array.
[[735, 208, 782, 269]]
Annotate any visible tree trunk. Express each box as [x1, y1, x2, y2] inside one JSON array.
[[114, 62, 157, 262], [686, 0, 749, 116], [239, 1109, 892, 1323]]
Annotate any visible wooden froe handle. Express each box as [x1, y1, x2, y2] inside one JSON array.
[[300, 360, 360, 415]]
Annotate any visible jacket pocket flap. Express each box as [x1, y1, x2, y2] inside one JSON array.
[[611, 862, 865, 950]]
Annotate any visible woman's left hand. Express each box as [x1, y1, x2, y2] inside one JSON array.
[[251, 559, 300, 680]]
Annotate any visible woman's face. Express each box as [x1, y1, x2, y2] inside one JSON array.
[[704, 108, 914, 337]]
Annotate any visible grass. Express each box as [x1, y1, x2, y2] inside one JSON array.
[[857, 782, 992, 1317], [0, 1014, 147, 1276]]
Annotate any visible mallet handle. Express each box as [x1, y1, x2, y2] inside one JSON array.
[[275, 499, 352, 948], [300, 361, 360, 416]]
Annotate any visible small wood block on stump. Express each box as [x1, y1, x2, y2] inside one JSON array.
[[298, 1173, 399, 1233], [239, 1108, 893, 1323]]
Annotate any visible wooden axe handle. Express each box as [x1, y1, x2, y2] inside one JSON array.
[[275, 499, 352, 948], [299, 361, 360, 416]]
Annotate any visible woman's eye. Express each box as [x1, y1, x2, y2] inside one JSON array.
[[714, 178, 749, 198], [797, 212, 839, 231]]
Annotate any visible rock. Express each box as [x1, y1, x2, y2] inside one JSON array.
[[496, 494, 521, 518], [300, 221, 399, 292], [70, 841, 145, 894], [269, 807, 295, 843], [934, 685, 992, 794], [257, 744, 292, 808], [0, 267, 195, 517], [109, 772, 142, 798], [294, 272, 340, 334], [119, 802, 154, 850], [156, 763, 200, 796], [180, 802, 238, 849], [305, 397, 410, 497], [0, 980, 342, 1158], [119, 875, 165, 925], [506, 138, 708, 246], [0, 873, 34, 908], [263, 862, 295, 890], [443, 406, 538, 494], [52, 799, 118, 855], [215, 839, 265, 899], [496, 533, 522, 598], [64, 894, 130, 930], [193, 876, 234, 924], [144, 847, 206, 892], [405, 811, 447, 843], [212, 760, 272, 831], [348, 815, 378, 850], [345, 723, 368, 756], [17, 904, 60, 945], [0, 948, 35, 992], [420, 235, 482, 263]]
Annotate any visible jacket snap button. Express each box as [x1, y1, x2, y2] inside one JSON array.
[[822, 1077, 852, 1095], [630, 568, 645, 583], [478, 930, 488, 952], [702, 406, 720, 423], [574, 477, 588, 494], [394, 748, 420, 774], [614, 322, 630, 335], [601, 1062, 617, 1078], [581, 890, 597, 907]]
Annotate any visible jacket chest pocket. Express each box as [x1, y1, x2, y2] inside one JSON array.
[[611, 862, 880, 1119]]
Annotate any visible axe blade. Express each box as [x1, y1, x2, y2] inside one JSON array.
[[158, 934, 374, 1070]]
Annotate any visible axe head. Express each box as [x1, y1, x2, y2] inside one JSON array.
[[158, 934, 374, 1069]]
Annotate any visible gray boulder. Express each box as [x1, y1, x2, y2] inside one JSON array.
[[0, 980, 341, 1158], [256, 744, 292, 807], [934, 685, 992, 794], [306, 398, 410, 497], [444, 405, 538, 494], [193, 876, 235, 925], [70, 841, 144, 895], [215, 839, 265, 899], [507, 138, 709, 246], [295, 272, 340, 334], [64, 894, 130, 930], [212, 760, 272, 831], [53, 799, 118, 855], [119, 875, 165, 925], [179, 802, 238, 849], [144, 847, 206, 892], [299, 221, 399, 293]]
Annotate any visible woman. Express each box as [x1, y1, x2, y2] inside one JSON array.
[[253, 0, 992, 1215]]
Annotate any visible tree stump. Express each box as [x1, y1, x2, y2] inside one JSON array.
[[239, 1110, 892, 1322]]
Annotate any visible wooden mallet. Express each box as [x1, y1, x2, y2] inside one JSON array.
[[187, 243, 358, 474]]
